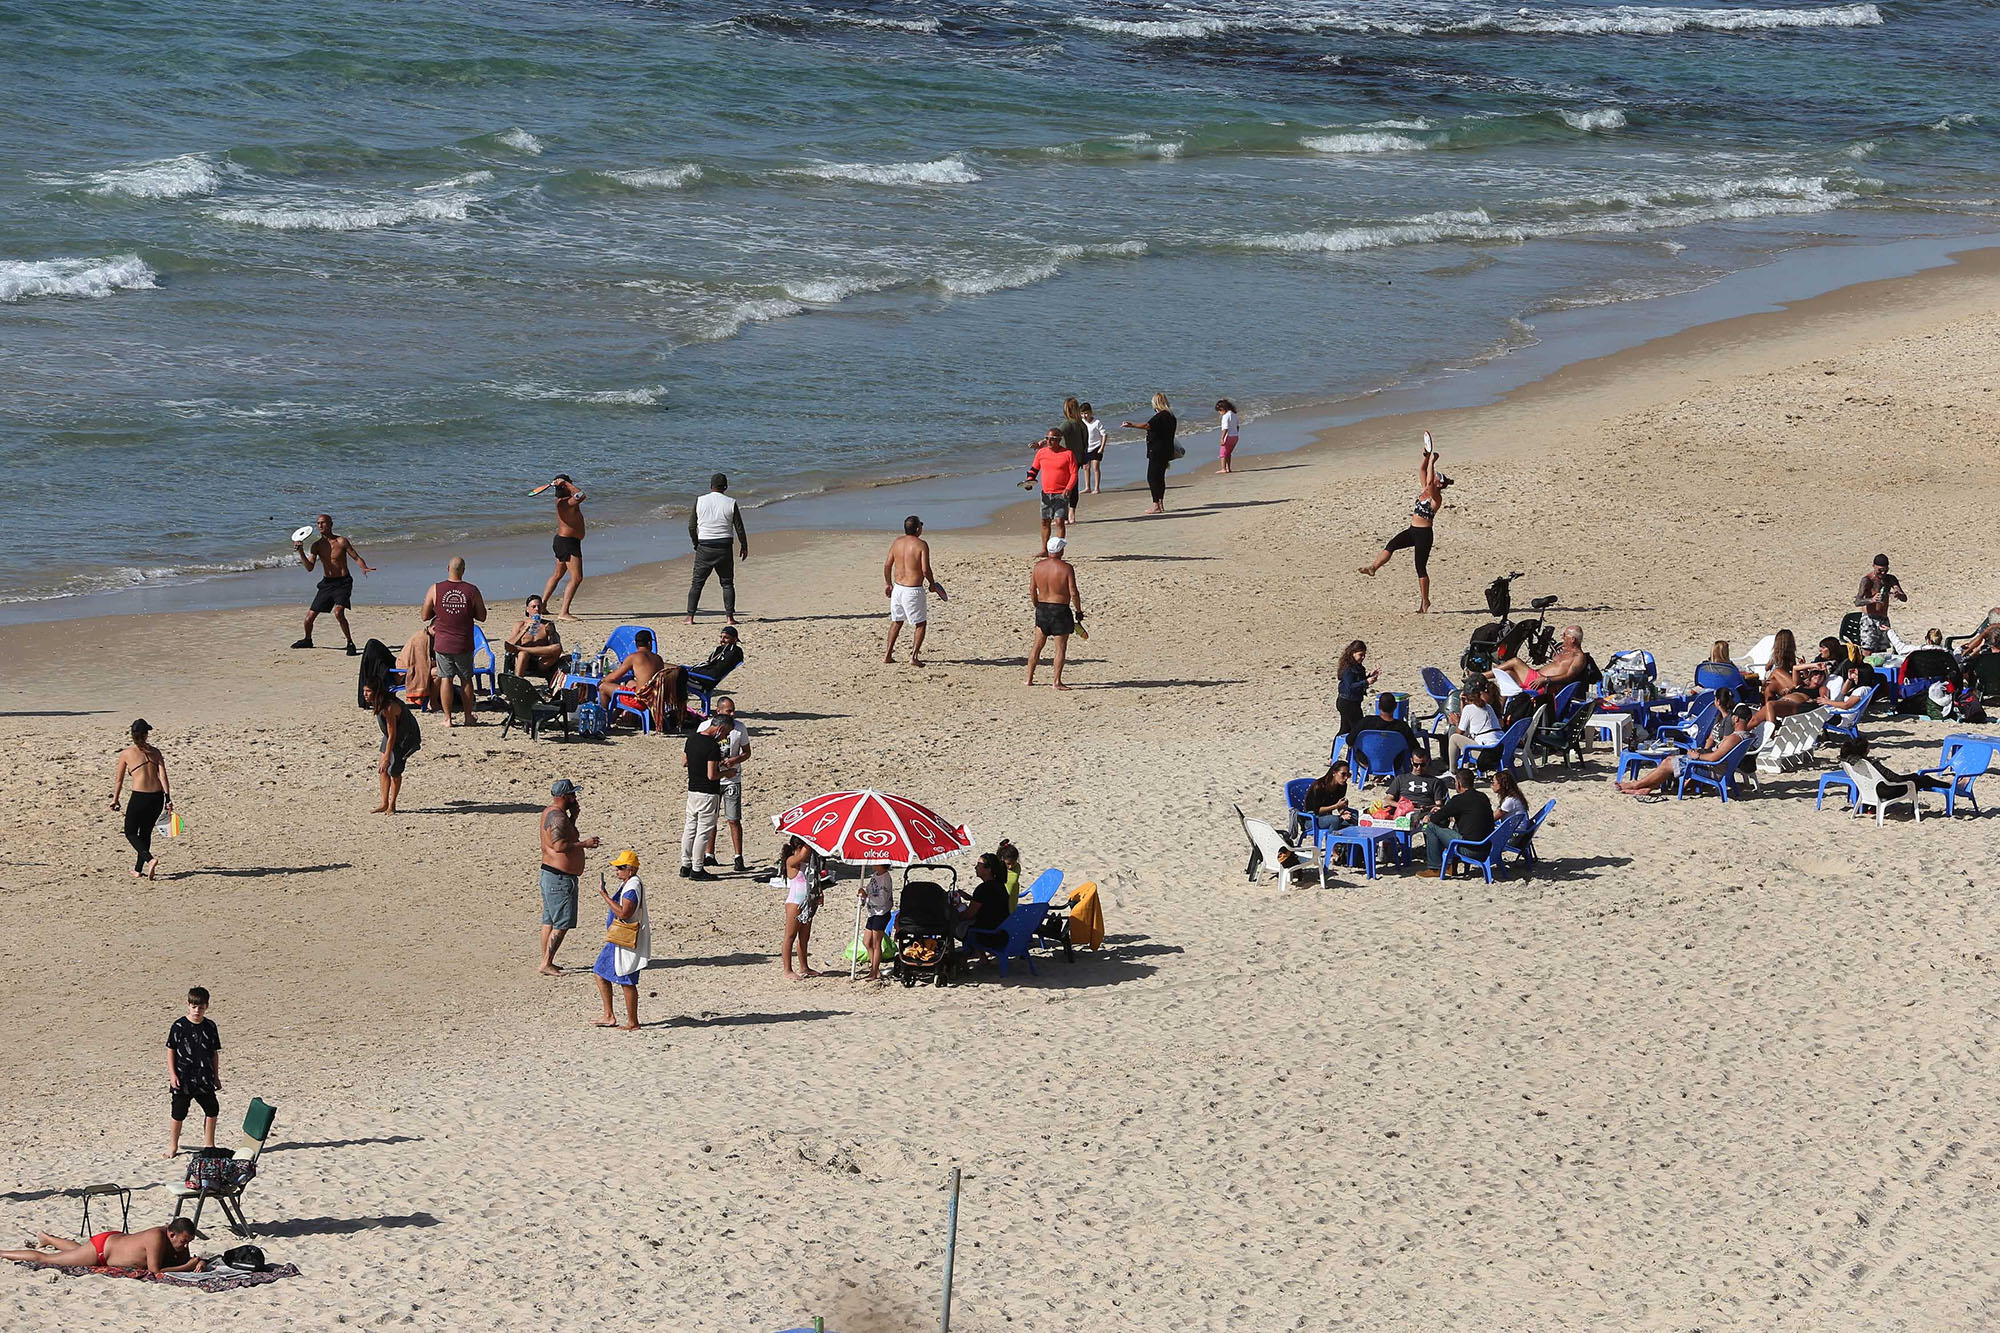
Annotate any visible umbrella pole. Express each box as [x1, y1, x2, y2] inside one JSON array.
[[849, 875, 864, 981]]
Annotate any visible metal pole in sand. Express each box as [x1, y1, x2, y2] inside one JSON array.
[[940, 1165, 961, 1333], [849, 876, 864, 982]]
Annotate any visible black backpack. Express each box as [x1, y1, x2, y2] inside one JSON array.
[[220, 1244, 268, 1272]]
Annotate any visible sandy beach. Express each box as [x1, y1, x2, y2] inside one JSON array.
[[4, 244, 2000, 1331]]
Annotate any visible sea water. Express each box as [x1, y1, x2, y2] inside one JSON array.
[[3, 0, 1997, 612]]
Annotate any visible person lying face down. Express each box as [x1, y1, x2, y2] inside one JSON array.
[[2, 1220, 200, 1273]]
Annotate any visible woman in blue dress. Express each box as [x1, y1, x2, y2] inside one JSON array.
[[592, 850, 650, 1030]]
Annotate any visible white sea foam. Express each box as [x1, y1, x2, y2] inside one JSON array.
[[501, 383, 666, 407], [792, 157, 980, 186], [0, 255, 158, 302], [1363, 118, 1433, 131], [1302, 132, 1430, 154], [938, 240, 1146, 298], [1558, 108, 1628, 132], [780, 274, 899, 304], [208, 192, 473, 231], [826, 13, 940, 34], [1078, 3, 1883, 40], [85, 154, 225, 200], [1073, 16, 1243, 39], [606, 164, 703, 189], [1248, 175, 1860, 254], [426, 170, 495, 189], [701, 297, 806, 341], [1929, 113, 1978, 131], [495, 127, 544, 154], [1843, 140, 1878, 159]]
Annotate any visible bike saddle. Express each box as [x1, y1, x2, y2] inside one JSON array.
[[1530, 595, 1559, 610]]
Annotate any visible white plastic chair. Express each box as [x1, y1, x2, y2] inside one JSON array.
[[1236, 806, 1327, 893], [1842, 761, 1920, 827]]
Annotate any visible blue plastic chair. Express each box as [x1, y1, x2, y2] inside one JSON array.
[[1351, 730, 1412, 786], [610, 690, 657, 734], [1657, 699, 1718, 752], [601, 624, 650, 663], [1440, 813, 1525, 884], [683, 655, 739, 719], [1676, 735, 1755, 801], [1457, 716, 1531, 775], [1693, 660, 1747, 693], [1284, 778, 1318, 842], [1022, 868, 1064, 905], [963, 902, 1050, 978], [1822, 685, 1877, 741], [1506, 800, 1555, 877], [470, 624, 501, 698], [1919, 741, 1994, 817], [1420, 667, 1456, 735], [1549, 681, 1582, 723]]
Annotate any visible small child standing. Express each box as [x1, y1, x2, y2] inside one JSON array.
[[165, 986, 222, 1159], [859, 863, 894, 983]]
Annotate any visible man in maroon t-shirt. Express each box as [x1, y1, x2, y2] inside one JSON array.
[[1026, 430, 1078, 556], [420, 556, 487, 728]]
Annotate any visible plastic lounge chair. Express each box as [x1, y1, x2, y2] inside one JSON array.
[[1838, 612, 1864, 649], [1022, 868, 1064, 905], [172, 1097, 277, 1238], [1842, 760, 1920, 826], [1757, 707, 1828, 774], [1676, 735, 1756, 802], [1505, 800, 1555, 878], [498, 674, 570, 740], [682, 656, 739, 720], [963, 901, 1051, 978], [1529, 699, 1596, 771], [1457, 716, 1531, 775], [470, 624, 501, 699], [1420, 667, 1456, 735], [1283, 778, 1318, 842], [1822, 685, 1878, 741], [1735, 721, 1772, 792], [1919, 740, 1994, 817], [1236, 805, 1326, 892], [1351, 730, 1412, 786], [1440, 813, 1525, 884]]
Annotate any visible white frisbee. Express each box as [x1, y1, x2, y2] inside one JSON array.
[[1422, 430, 1434, 454], [290, 525, 315, 544]]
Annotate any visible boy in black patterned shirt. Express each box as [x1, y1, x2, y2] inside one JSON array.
[[164, 986, 222, 1159]]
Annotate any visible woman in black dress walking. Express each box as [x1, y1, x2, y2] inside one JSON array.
[[1123, 392, 1177, 514]]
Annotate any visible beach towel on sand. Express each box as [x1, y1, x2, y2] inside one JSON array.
[[13, 1260, 301, 1291]]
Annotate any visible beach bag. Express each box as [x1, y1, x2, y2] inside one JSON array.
[[186, 1152, 255, 1192], [604, 911, 640, 949], [574, 700, 608, 738], [1169, 442, 1185, 461], [220, 1245, 268, 1272]]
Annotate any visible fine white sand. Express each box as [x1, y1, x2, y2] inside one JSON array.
[[2, 248, 1998, 1331]]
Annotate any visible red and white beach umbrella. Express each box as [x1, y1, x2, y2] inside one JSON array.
[[772, 789, 972, 866]]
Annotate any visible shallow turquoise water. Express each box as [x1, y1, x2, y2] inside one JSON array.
[[3, 0, 1996, 607]]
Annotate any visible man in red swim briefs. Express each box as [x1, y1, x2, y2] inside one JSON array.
[[3, 1219, 201, 1273]]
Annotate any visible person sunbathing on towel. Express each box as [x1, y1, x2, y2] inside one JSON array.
[[1616, 707, 1752, 795], [3, 1220, 201, 1273]]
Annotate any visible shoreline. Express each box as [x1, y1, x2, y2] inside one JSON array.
[[8, 227, 1996, 630]]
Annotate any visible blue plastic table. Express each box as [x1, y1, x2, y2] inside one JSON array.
[[1322, 825, 1409, 879]]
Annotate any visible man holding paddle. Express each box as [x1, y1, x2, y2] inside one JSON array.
[[292, 512, 372, 655], [538, 474, 587, 621]]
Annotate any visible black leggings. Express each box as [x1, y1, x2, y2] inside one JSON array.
[[1382, 524, 1434, 579], [1146, 456, 1168, 504], [1336, 696, 1363, 740], [125, 790, 165, 873]]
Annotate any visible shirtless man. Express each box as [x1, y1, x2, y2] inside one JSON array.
[[540, 475, 587, 621], [883, 515, 947, 667], [1026, 536, 1084, 690], [599, 628, 666, 719], [504, 595, 566, 680], [1853, 553, 1907, 655], [538, 778, 599, 975], [292, 513, 374, 655], [3, 1220, 200, 1273], [1538, 626, 1588, 688]]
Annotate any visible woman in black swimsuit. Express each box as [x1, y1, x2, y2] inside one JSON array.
[[1359, 439, 1448, 614]]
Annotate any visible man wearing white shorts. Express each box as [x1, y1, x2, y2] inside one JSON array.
[[883, 515, 947, 668]]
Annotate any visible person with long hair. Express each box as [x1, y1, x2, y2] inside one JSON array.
[[109, 719, 171, 879], [1334, 640, 1378, 742], [1215, 398, 1240, 474], [1490, 769, 1528, 821], [1056, 397, 1089, 520], [778, 836, 819, 979], [1359, 437, 1450, 613], [1746, 628, 1814, 728], [1124, 392, 1177, 514]]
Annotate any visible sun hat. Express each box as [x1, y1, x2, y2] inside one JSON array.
[[610, 849, 640, 869]]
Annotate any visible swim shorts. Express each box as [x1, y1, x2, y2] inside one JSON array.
[[1034, 601, 1076, 637], [721, 778, 742, 825], [434, 649, 474, 685], [540, 867, 579, 928], [170, 1087, 220, 1121], [865, 912, 891, 933], [888, 583, 928, 625], [553, 534, 583, 562], [310, 575, 354, 613], [1039, 492, 1071, 522]]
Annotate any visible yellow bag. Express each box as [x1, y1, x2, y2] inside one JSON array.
[[604, 917, 639, 949]]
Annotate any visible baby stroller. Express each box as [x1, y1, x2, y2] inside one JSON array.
[[1464, 571, 1559, 674], [891, 865, 957, 988]]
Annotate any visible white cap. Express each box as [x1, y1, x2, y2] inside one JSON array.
[[1046, 536, 1067, 554]]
